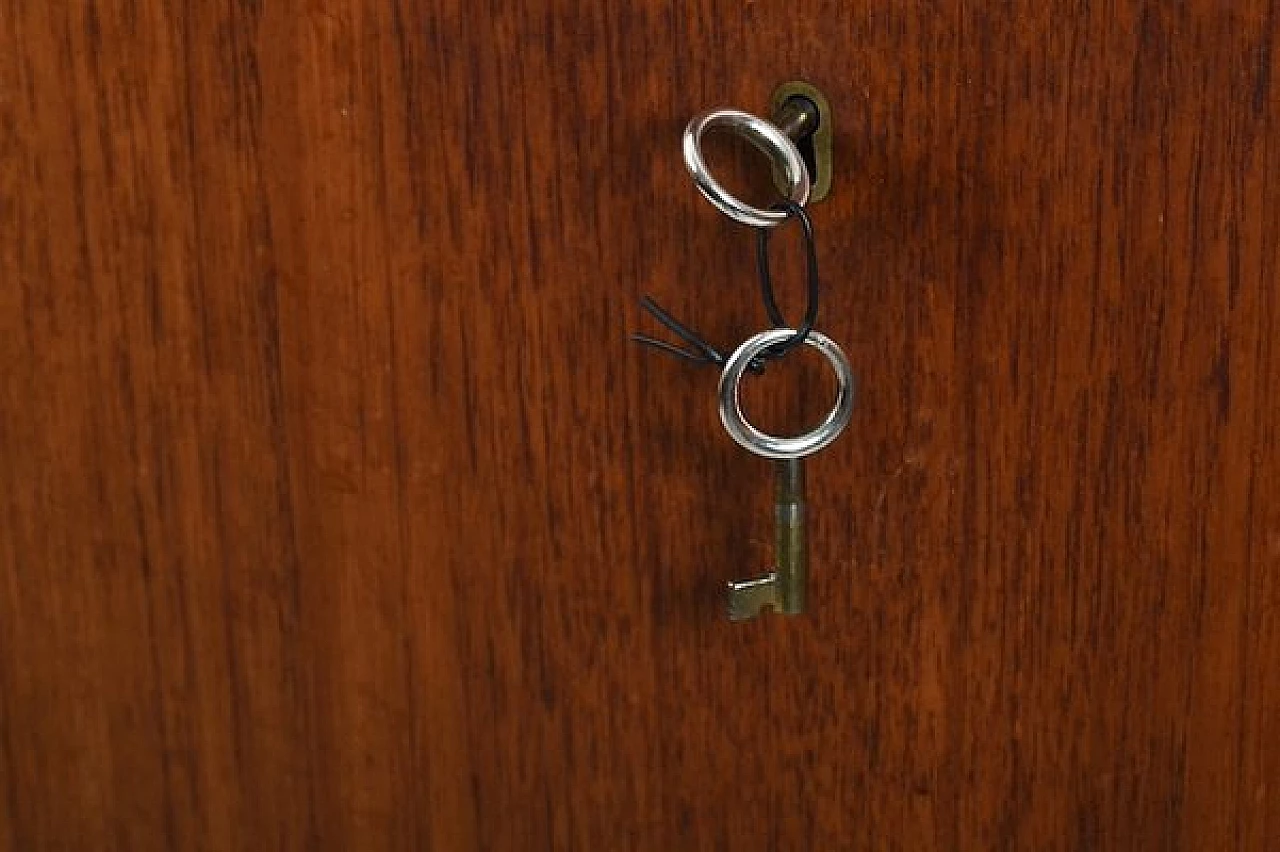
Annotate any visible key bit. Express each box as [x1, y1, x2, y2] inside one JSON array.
[[727, 458, 807, 621], [727, 572, 780, 621]]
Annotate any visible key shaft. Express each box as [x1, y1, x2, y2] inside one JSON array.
[[726, 458, 808, 620], [774, 457, 807, 614]]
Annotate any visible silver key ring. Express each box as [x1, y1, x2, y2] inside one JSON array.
[[718, 328, 855, 459], [683, 109, 811, 229]]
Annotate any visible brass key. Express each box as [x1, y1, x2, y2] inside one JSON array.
[[727, 458, 807, 621], [717, 328, 855, 622]]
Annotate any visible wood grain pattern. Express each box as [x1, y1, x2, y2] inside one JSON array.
[[2, 1, 1278, 849]]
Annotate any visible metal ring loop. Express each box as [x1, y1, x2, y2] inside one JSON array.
[[718, 328, 855, 460], [683, 109, 810, 228]]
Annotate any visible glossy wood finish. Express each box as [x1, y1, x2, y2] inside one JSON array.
[[3, 2, 1278, 849]]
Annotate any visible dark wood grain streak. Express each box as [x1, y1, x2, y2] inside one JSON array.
[[2, 1, 1278, 849]]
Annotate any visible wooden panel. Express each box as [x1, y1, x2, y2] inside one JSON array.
[[2, 1, 1277, 849]]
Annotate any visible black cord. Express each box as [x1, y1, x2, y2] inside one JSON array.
[[632, 200, 821, 374], [755, 200, 820, 360]]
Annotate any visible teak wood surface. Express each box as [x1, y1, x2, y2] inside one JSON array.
[[2, 2, 1278, 849]]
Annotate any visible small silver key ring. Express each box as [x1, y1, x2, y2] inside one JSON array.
[[683, 109, 810, 228], [718, 328, 856, 459]]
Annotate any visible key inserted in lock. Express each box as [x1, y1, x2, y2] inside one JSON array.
[[769, 81, 833, 204]]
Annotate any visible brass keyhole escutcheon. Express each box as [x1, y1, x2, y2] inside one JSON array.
[[770, 81, 834, 204]]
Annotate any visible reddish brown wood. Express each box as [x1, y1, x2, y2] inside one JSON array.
[[2, 1, 1278, 849]]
